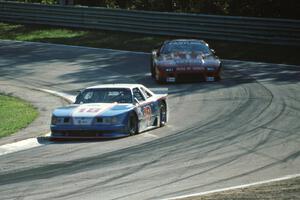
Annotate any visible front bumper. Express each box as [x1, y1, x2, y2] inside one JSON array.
[[50, 124, 128, 139], [158, 67, 220, 82]]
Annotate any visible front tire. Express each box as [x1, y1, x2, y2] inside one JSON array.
[[128, 113, 138, 136], [150, 59, 155, 78], [216, 64, 222, 81]]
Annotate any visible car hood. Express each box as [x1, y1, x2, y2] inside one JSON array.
[[156, 51, 220, 67], [52, 103, 135, 117]]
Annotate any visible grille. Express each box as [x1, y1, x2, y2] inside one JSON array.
[[176, 73, 206, 82], [64, 117, 70, 123], [52, 130, 115, 137]]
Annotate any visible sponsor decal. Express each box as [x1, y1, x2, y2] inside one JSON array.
[[192, 66, 205, 71], [143, 105, 152, 126], [206, 77, 215, 82], [74, 117, 93, 125], [166, 77, 176, 82], [176, 66, 205, 71]]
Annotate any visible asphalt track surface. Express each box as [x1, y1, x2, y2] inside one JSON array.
[[0, 40, 299, 200]]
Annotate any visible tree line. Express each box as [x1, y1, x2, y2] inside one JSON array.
[[14, 0, 300, 19]]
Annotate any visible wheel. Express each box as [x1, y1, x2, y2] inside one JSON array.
[[128, 113, 138, 136], [150, 59, 155, 78], [159, 102, 167, 127], [216, 64, 222, 81]]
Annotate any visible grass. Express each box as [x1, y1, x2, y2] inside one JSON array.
[[0, 94, 38, 138], [0, 22, 300, 65], [180, 177, 300, 200]]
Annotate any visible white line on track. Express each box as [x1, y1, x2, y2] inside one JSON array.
[[0, 137, 43, 156], [164, 173, 300, 200], [0, 88, 74, 156], [141, 133, 159, 138], [38, 88, 75, 103]]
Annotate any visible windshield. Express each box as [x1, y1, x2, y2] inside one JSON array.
[[75, 88, 132, 104], [160, 41, 211, 54]]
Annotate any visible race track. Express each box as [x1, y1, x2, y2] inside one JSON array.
[[0, 40, 299, 200]]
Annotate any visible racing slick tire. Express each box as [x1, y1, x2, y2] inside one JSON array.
[[128, 112, 139, 136], [216, 64, 222, 81], [159, 102, 167, 127], [150, 59, 155, 78]]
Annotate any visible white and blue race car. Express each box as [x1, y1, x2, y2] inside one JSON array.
[[50, 84, 168, 139]]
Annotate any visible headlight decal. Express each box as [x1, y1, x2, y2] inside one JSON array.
[[95, 116, 122, 124], [51, 116, 58, 125], [102, 117, 118, 124], [51, 116, 72, 125]]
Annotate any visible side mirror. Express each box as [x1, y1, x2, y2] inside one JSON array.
[[211, 49, 216, 55], [152, 49, 158, 57]]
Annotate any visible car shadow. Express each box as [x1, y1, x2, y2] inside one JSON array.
[[36, 136, 124, 144]]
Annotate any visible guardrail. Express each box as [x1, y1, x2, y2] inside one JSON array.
[[1, 1, 300, 46]]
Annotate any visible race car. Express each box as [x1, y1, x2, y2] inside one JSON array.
[[151, 39, 222, 83], [50, 84, 168, 139]]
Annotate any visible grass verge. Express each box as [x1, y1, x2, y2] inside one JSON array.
[[0, 22, 299, 65], [0, 94, 38, 138], [180, 177, 300, 200]]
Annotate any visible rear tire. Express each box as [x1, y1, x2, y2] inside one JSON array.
[[159, 102, 167, 127], [216, 64, 222, 81], [128, 113, 138, 136]]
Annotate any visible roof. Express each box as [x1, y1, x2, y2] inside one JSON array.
[[87, 84, 144, 90], [165, 39, 206, 44]]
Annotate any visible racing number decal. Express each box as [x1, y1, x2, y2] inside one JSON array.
[[143, 105, 152, 125]]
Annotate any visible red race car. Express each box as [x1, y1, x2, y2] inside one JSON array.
[[151, 39, 222, 83]]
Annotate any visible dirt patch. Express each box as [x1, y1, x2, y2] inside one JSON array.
[[180, 177, 300, 200]]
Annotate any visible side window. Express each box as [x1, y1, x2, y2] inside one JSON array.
[[133, 88, 145, 102], [140, 87, 152, 99]]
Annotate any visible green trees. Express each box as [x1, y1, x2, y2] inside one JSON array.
[[12, 0, 300, 19]]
